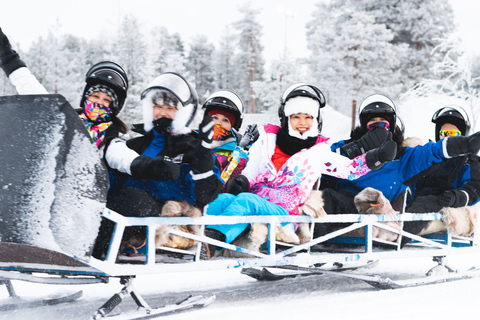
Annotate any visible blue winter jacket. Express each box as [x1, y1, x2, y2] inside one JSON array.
[[330, 139, 448, 202]]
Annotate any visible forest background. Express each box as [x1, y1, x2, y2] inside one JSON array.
[[1, 0, 479, 134]]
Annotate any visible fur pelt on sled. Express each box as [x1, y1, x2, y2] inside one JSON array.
[[352, 187, 400, 242], [155, 201, 203, 249], [411, 204, 478, 238], [437, 203, 478, 237]]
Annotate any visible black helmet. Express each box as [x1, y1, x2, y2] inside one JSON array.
[[203, 90, 244, 130], [432, 105, 470, 141], [278, 83, 326, 132], [359, 94, 396, 131], [81, 61, 128, 115]]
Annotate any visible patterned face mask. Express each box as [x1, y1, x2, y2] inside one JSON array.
[[212, 124, 232, 141], [367, 121, 390, 131], [83, 100, 113, 122]]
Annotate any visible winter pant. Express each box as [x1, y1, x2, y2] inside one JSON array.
[[92, 187, 165, 259], [206, 192, 290, 244], [314, 188, 358, 237], [400, 195, 443, 247]]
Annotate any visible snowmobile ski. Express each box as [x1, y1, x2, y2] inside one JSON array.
[[104, 294, 216, 320], [0, 290, 83, 311], [362, 267, 480, 289], [273, 264, 480, 289], [241, 260, 379, 281]]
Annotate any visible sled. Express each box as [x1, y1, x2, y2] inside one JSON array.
[[1, 94, 479, 318]]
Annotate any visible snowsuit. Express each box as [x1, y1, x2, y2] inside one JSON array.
[[401, 153, 480, 238], [207, 124, 371, 243], [316, 134, 454, 236], [107, 126, 224, 214]]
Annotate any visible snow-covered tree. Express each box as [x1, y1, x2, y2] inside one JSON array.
[[214, 26, 236, 91], [306, 0, 406, 117], [404, 33, 480, 129], [150, 26, 186, 76], [186, 35, 215, 102], [112, 15, 148, 126], [232, 2, 265, 113], [365, 0, 456, 86]]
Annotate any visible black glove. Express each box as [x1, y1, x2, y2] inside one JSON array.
[[238, 124, 259, 148], [365, 133, 397, 170], [198, 114, 214, 149], [0, 28, 26, 77], [130, 155, 180, 181], [446, 132, 480, 157], [438, 190, 468, 207], [341, 128, 389, 159], [225, 175, 250, 195]]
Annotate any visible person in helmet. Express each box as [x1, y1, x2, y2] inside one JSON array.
[[203, 84, 396, 257], [0, 28, 130, 150], [201, 90, 259, 189], [399, 105, 480, 245], [317, 95, 480, 240], [97, 72, 224, 257]]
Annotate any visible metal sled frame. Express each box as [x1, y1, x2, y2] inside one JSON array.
[[88, 208, 479, 276]]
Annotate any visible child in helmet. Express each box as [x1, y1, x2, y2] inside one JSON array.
[[204, 84, 396, 256], [400, 105, 480, 244], [317, 95, 480, 240], [201, 90, 259, 189]]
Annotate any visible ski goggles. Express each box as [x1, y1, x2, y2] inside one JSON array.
[[367, 121, 390, 131], [440, 129, 461, 137]]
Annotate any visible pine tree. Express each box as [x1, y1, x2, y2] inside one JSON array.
[[150, 26, 186, 75], [112, 15, 148, 126], [366, 0, 456, 86], [186, 35, 215, 102], [214, 26, 236, 91], [232, 2, 265, 113], [306, 0, 405, 118]]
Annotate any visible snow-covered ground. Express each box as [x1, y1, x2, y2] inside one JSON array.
[[2, 95, 480, 320], [3, 253, 480, 320]]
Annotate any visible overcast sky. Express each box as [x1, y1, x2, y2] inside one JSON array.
[[1, 0, 479, 61]]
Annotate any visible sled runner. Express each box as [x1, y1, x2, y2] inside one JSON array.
[[1, 94, 479, 318]]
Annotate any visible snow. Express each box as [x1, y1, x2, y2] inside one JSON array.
[[4, 254, 480, 320], [2, 95, 480, 319]]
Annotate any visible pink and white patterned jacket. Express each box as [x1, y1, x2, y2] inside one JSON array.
[[242, 124, 370, 215]]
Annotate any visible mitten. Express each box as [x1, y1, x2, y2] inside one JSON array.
[[341, 128, 389, 159], [365, 133, 397, 170], [0, 28, 26, 77], [446, 132, 480, 157], [225, 175, 250, 195], [238, 124, 259, 148], [198, 114, 214, 149], [130, 155, 180, 181], [438, 190, 468, 207]]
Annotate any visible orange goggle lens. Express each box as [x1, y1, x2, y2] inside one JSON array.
[[440, 129, 461, 137]]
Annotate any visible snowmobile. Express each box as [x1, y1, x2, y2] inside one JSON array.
[[1, 95, 479, 319]]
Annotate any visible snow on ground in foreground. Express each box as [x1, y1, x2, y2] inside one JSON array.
[[3, 253, 480, 320]]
